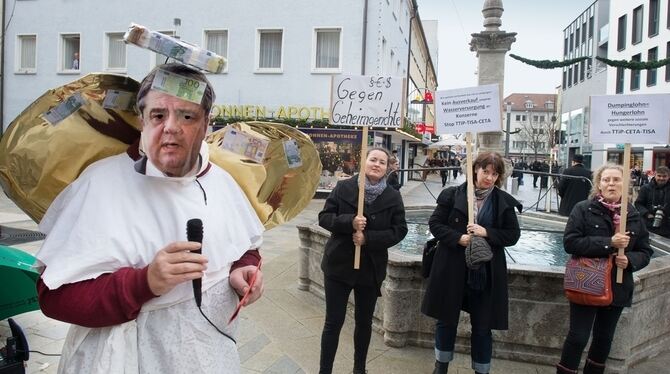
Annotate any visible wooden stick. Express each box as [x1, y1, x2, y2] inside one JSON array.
[[354, 126, 369, 269], [617, 143, 631, 283], [466, 132, 474, 225]]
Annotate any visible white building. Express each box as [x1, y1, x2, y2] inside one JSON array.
[[596, 0, 670, 171], [502, 93, 558, 163], [2, 0, 437, 189]]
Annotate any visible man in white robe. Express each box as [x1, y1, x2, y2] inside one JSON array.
[[36, 63, 265, 373]]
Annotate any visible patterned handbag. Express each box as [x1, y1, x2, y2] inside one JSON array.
[[563, 255, 613, 306]]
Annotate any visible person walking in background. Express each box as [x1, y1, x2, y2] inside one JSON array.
[[452, 157, 460, 182], [558, 154, 592, 216], [440, 158, 449, 187], [635, 166, 670, 238], [513, 160, 525, 186], [422, 152, 522, 374], [540, 161, 550, 189], [318, 147, 408, 374], [556, 164, 652, 374], [531, 160, 541, 188]]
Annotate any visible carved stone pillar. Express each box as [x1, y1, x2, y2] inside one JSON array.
[[469, 0, 516, 154]]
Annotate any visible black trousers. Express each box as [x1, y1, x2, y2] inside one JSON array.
[[559, 302, 624, 370], [319, 276, 379, 374]]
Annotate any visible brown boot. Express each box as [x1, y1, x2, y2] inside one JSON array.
[[556, 363, 577, 374], [583, 358, 605, 374]]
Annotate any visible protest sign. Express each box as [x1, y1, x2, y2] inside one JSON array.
[[590, 94, 670, 144], [329, 75, 405, 128], [434, 84, 501, 135]]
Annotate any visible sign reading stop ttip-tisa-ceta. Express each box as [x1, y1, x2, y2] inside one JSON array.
[[329, 75, 406, 128], [434, 84, 502, 135]]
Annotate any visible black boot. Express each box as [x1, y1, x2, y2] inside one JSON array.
[[583, 358, 605, 374], [432, 360, 449, 374], [556, 363, 577, 374], [352, 368, 367, 374]]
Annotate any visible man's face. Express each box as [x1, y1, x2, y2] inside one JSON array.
[[141, 90, 207, 177], [656, 172, 669, 186]]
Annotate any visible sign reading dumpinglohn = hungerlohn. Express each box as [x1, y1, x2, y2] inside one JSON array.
[[590, 94, 670, 144], [329, 75, 406, 127], [434, 84, 501, 135]]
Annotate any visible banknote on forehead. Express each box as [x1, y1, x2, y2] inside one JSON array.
[[151, 69, 206, 104]]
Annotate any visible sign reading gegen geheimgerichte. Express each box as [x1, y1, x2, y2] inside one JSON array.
[[434, 84, 502, 135], [589, 94, 670, 144], [329, 75, 406, 127]]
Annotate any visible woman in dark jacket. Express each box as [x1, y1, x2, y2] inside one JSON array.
[[557, 164, 652, 374], [422, 152, 521, 374], [318, 147, 408, 374]]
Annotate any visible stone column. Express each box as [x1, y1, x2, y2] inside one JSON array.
[[469, 0, 516, 154]]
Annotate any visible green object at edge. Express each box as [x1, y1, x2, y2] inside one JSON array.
[[0, 244, 39, 320]]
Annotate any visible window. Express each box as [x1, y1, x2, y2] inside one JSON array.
[[575, 28, 580, 46], [16, 34, 36, 73], [586, 58, 593, 78], [312, 28, 341, 72], [568, 67, 573, 87], [533, 115, 539, 122], [105, 32, 126, 71], [204, 30, 228, 71], [515, 115, 521, 121], [524, 100, 533, 109], [545, 101, 554, 110], [152, 30, 175, 67], [647, 47, 658, 86], [589, 16, 594, 38], [562, 70, 567, 89], [632, 6, 643, 44], [580, 60, 585, 81], [256, 29, 283, 72], [564, 37, 568, 55], [573, 63, 579, 85], [569, 33, 574, 52], [582, 21, 587, 43], [59, 33, 80, 72], [617, 15, 627, 51], [616, 67, 625, 93], [630, 54, 641, 90], [649, 0, 659, 37]]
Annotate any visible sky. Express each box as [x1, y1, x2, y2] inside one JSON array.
[[417, 0, 595, 97]]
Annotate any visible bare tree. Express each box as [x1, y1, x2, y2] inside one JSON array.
[[518, 117, 547, 161]]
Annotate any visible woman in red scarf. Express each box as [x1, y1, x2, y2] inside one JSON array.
[[557, 164, 653, 374]]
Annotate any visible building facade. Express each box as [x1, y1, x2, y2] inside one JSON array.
[[502, 93, 558, 163], [559, 0, 610, 169]]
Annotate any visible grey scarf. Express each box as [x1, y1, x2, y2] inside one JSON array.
[[362, 175, 387, 204]]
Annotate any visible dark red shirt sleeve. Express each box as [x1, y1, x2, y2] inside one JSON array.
[[230, 249, 261, 272], [37, 266, 158, 328]]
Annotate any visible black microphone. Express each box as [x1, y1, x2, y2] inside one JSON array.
[[187, 218, 203, 307]]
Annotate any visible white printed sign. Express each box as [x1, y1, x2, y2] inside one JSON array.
[[434, 84, 501, 135], [590, 94, 670, 144], [329, 75, 405, 127]]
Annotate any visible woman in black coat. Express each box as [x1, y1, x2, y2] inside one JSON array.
[[557, 164, 652, 374], [422, 152, 521, 374], [318, 147, 408, 374]]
